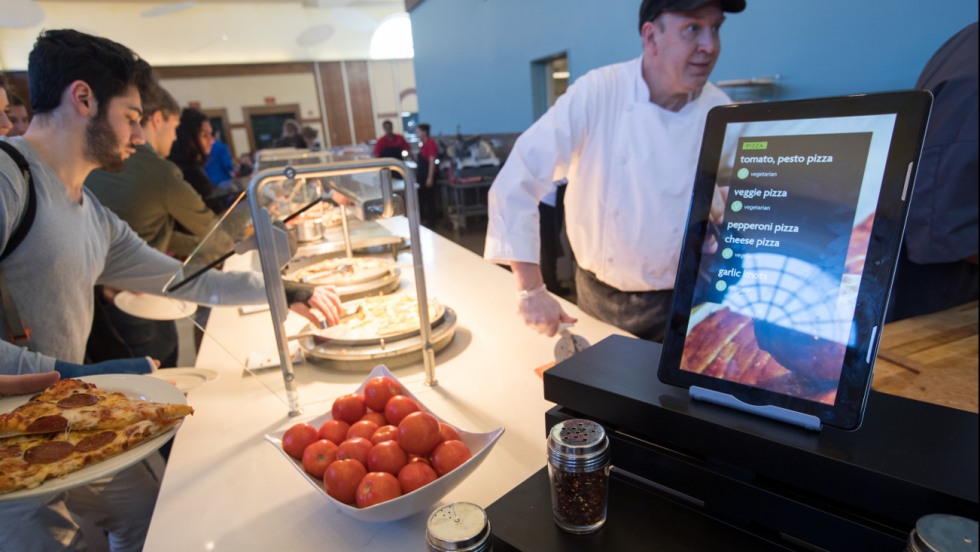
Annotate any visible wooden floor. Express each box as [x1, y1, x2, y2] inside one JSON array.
[[872, 301, 978, 413]]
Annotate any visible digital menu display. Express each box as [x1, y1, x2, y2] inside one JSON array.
[[679, 115, 896, 406]]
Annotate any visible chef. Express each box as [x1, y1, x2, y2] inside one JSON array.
[[485, 0, 746, 342]]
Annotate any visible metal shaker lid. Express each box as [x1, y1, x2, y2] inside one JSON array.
[[909, 514, 979, 552], [426, 502, 491, 552]]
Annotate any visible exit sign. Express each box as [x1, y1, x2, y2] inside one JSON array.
[[264, 96, 276, 105]]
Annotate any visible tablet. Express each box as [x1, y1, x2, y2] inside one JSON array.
[[658, 91, 932, 430]]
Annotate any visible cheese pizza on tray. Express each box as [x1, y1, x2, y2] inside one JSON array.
[[0, 378, 193, 495]]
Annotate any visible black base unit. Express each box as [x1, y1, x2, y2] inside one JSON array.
[[488, 335, 978, 551]]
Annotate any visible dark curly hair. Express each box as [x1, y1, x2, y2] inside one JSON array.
[[28, 29, 153, 116], [168, 108, 210, 167]]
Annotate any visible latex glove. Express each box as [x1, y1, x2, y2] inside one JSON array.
[[55, 357, 157, 378], [517, 285, 577, 337]]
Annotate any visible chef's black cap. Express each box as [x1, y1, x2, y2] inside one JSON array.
[[639, 0, 746, 33]]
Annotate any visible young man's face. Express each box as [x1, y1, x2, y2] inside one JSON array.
[[7, 105, 30, 137], [84, 85, 144, 171], [644, 3, 725, 99], [198, 120, 215, 156], [155, 111, 180, 158]]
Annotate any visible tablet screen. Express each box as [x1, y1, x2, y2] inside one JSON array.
[[658, 92, 931, 429]]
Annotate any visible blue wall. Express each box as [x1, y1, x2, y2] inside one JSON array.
[[410, 0, 978, 135]]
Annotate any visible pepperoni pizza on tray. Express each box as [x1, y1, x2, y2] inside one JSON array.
[[0, 378, 193, 495]]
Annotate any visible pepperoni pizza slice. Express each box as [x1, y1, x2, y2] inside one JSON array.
[[0, 418, 180, 494], [0, 378, 193, 437]]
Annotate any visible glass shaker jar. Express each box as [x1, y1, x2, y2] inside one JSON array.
[[547, 419, 611, 534], [426, 502, 492, 552]]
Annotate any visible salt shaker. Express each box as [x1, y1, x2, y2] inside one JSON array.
[[426, 502, 492, 551], [906, 514, 978, 552], [547, 419, 611, 534]]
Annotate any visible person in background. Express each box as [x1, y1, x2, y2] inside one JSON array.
[[6, 89, 31, 137], [415, 123, 440, 226], [301, 125, 322, 151], [373, 119, 412, 161], [888, 22, 978, 321], [168, 107, 218, 211], [275, 118, 307, 149], [204, 128, 236, 185], [85, 81, 219, 367], [0, 78, 12, 136], [0, 29, 342, 551], [485, 0, 745, 342], [238, 150, 255, 177]]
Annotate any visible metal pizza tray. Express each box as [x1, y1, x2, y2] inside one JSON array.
[[293, 298, 447, 347], [296, 307, 457, 371]]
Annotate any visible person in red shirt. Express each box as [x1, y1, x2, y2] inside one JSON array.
[[373, 119, 412, 160], [416, 123, 441, 226]]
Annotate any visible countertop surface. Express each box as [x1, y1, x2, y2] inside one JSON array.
[[143, 217, 627, 551]]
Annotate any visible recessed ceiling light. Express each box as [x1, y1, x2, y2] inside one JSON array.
[[297, 24, 335, 47]]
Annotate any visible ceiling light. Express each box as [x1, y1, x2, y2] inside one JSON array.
[[370, 13, 413, 59], [0, 0, 44, 29], [552, 71, 570, 80]]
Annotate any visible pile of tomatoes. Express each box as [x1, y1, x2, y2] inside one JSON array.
[[281, 375, 472, 508]]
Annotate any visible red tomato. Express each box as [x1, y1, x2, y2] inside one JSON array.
[[323, 459, 367, 504], [332, 393, 366, 424], [318, 419, 350, 445], [397, 462, 438, 494], [346, 420, 379, 441], [430, 440, 472, 476], [384, 395, 420, 426], [336, 437, 373, 466], [282, 423, 319, 460], [370, 425, 399, 445], [367, 440, 408, 475], [301, 439, 338, 479], [439, 422, 461, 443], [355, 472, 402, 508], [398, 411, 442, 456], [359, 411, 387, 426], [408, 454, 431, 466], [363, 376, 403, 412]]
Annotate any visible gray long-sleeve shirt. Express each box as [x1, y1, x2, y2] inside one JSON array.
[[0, 137, 267, 374]]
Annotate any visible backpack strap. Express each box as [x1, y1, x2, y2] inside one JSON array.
[[0, 140, 36, 348], [0, 141, 37, 262]]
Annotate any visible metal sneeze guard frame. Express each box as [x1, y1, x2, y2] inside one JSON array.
[[247, 158, 437, 417]]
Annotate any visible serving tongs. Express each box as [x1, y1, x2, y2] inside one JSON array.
[[554, 323, 590, 363], [299, 262, 353, 284]]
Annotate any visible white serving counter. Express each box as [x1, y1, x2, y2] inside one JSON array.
[[143, 217, 627, 551]]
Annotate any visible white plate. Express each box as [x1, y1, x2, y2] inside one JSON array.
[[265, 365, 504, 523], [0, 374, 188, 502], [148, 368, 218, 394], [114, 291, 197, 321]]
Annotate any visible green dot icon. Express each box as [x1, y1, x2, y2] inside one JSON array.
[[722, 248, 733, 259], [715, 280, 728, 292], [737, 168, 749, 180], [731, 201, 743, 212]]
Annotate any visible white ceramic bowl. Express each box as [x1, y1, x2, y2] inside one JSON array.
[[265, 365, 504, 522]]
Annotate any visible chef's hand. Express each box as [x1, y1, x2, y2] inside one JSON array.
[[0, 372, 60, 397], [512, 261, 576, 337], [289, 285, 343, 327]]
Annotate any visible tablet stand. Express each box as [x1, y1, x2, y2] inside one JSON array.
[[486, 335, 978, 551], [688, 385, 822, 430]]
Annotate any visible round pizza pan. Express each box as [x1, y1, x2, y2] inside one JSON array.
[[297, 308, 457, 372], [296, 297, 447, 347]]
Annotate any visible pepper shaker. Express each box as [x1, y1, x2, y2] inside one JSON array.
[[426, 502, 492, 551], [547, 419, 611, 534]]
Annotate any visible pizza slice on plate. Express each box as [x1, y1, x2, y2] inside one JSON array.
[[0, 378, 193, 437], [0, 378, 193, 495]]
